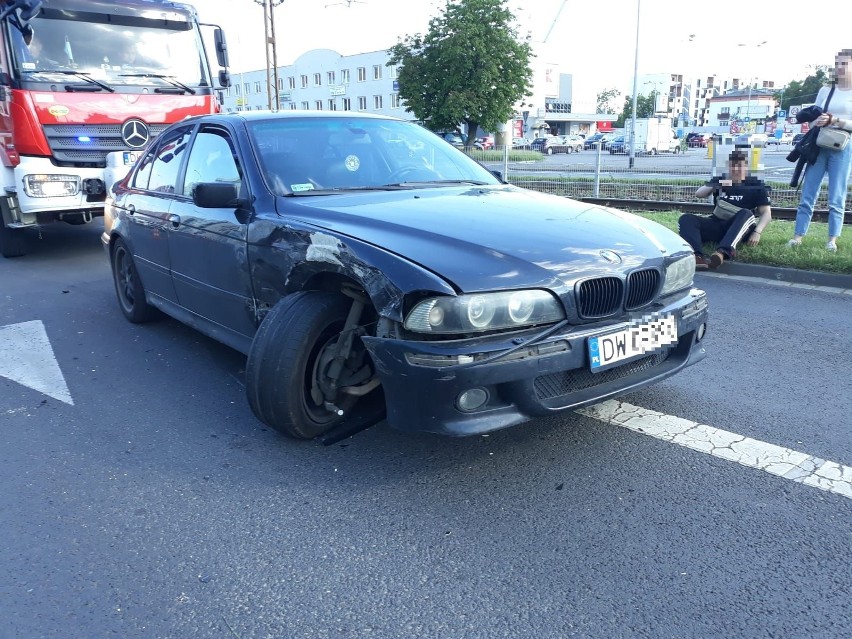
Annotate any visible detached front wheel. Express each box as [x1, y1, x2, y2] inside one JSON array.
[[246, 291, 382, 440]]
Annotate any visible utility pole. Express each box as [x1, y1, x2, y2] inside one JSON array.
[[628, 0, 640, 169], [253, 0, 285, 110]]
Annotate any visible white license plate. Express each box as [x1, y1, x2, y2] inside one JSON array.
[[123, 152, 139, 166], [588, 314, 678, 372]]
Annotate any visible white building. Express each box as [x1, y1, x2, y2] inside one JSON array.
[[635, 73, 778, 128], [705, 88, 778, 131], [222, 49, 409, 119], [222, 48, 616, 139]]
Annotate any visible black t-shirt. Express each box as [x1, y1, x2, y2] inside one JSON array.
[[707, 175, 771, 211]]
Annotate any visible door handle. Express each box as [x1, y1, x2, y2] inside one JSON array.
[[126, 204, 135, 215], [168, 214, 181, 228]]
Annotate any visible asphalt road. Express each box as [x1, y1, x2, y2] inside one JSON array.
[[2, 223, 851, 639]]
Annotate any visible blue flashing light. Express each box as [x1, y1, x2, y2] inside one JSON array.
[[77, 136, 91, 143]]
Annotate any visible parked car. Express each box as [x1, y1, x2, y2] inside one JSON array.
[[512, 137, 532, 150], [437, 131, 465, 148], [608, 135, 627, 154], [533, 135, 583, 154], [474, 136, 494, 150], [583, 133, 607, 149], [765, 133, 793, 145], [103, 111, 707, 441], [734, 133, 768, 146], [687, 133, 711, 148], [600, 132, 619, 150]]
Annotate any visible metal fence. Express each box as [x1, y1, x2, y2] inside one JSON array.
[[464, 145, 842, 211]]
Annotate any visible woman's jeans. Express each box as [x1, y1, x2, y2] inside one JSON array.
[[794, 139, 852, 238]]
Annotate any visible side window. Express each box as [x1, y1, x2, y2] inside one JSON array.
[[148, 127, 192, 194], [132, 148, 156, 190], [182, 128, 242, 197]]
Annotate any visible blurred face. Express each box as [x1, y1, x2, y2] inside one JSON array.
[[729, 160, 747, 182], [835, 53, 851, 83]]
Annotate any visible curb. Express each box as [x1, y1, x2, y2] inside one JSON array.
[[701, 262, 852, 290]]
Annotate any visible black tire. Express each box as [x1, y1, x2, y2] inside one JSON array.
[[546, 147, 554, 155], [246, 291, 381, 440], [0, 216, 27, 258], [111, 238, 158, 323]]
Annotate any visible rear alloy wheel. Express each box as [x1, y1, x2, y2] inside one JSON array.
[[246, 291, 383, 440], [0, 216, 27, 258], [546, 147, 554, 155], [111, 238, 158, 323]]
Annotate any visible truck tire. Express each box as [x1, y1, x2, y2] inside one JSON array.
[[0, 217, 27, 258]]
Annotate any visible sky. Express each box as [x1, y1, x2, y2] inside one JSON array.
[[191, 0, 848, 107]]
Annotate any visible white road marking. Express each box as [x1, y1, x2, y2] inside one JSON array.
[[0, 320, 74, 405], [577, 400, 852, 500]]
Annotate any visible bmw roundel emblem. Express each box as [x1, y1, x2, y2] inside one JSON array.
[[599, 249, 622, 264], [120, 118, 150, 149]]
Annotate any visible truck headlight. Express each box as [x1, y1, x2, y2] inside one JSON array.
[[23, 174, 80, 198], [404, 290, 565, 334], [660, 255, 695, 296]]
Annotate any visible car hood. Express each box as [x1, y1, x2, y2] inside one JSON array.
[[278, 185, 690, 293]]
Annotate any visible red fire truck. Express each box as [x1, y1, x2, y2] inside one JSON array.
[[0, 0, 230, 257]]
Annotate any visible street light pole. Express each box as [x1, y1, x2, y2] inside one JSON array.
[[628, 0, 640, 169]]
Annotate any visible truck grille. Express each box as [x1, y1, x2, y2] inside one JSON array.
[[43, 124, 169, 166]]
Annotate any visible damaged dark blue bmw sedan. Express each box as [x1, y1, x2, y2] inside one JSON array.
[[103, 111, 708, 443]]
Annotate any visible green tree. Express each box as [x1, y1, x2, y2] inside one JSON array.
[[614, 92, 658, 128], [387, 0, 533, 142], [596, 88, 621, 114], [775, 66, 831, 112]]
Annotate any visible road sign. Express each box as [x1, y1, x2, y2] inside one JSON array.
[[778, 110, 786, 118], [790, 105, 801, 117]]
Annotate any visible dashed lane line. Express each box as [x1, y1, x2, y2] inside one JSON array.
[[578, 400, 852, 501]]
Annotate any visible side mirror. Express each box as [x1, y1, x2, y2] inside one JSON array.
[[214, 28, 229, 68], [490, 170, 504, 182], [218, 69, 231, 89], [193, 182, 245, 209]]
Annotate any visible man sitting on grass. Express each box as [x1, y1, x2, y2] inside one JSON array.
[[678, 150, 772, 269]]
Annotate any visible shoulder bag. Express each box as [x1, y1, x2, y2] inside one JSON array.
[[816, 84, 850, 151], [712, 198, 742, 221]]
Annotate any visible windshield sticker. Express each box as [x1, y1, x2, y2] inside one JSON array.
[[21, 62, 36, 70], [290, 183, 315, 192], [344, 155, 360, 172]]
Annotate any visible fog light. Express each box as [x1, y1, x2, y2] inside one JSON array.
[[696, 323, 707, 342], [24, 174, 79, 198], [456, 388, 489, 412]]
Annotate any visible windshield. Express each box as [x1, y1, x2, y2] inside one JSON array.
[[7, 14, 210, 89], [248, 117, 501, 196]]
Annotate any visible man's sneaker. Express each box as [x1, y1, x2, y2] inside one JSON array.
[[708, 251, 725, 270], [694, 255, 709, 270]]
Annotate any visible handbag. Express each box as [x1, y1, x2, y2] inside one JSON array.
[[814, 83, 850, 151], [712, 198, 742, 221], [816, 126, 850, 151]]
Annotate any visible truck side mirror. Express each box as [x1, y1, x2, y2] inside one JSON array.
[[218, 69, 231, 89], [214, 28, 229, 68]]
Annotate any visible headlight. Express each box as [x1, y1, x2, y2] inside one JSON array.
[[404, 289, 565, 334], [659, 255, 695, 296]]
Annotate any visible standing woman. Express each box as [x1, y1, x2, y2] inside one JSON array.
[[788, 49, 852, 251]]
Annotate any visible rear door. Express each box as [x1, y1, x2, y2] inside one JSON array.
[[119, 125, 195, 304]]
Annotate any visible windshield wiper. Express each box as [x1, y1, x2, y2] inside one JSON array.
[[119, 73, 196, 95], [285, 185, 409, 196], [23, 69, 114, 92], [383, 179, 491, 187]]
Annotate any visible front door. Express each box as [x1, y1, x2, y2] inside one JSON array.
[[167, 125, 255, 338]]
